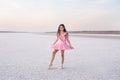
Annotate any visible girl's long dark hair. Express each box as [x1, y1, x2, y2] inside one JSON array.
[[57, 24, 67, 37]]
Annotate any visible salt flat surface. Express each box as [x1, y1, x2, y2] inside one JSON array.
[[0, 33, 120, 80]]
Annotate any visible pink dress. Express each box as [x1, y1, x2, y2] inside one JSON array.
[[51, 32, 72, 50]]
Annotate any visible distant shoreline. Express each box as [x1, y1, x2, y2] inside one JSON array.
[[0, 31, 29, 33], [0, 31, 120, 39], [45, 31, 120, 34], [0, 30, 120, 34]]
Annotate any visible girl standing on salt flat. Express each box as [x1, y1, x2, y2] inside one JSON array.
[[48, 24, 73, 70]]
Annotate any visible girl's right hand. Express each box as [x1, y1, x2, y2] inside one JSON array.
[[70, 46, 74, 49]]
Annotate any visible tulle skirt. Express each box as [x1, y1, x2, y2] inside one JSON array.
[[51, 40, 72, 50]]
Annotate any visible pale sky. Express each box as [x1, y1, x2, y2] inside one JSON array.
[[0, 0, 120, 32]]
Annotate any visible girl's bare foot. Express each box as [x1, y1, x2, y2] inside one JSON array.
[[48, 64, 52, 70], [61, 64, 64, 69]]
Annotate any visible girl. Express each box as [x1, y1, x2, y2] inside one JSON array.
[[48, 24, 73, 70]]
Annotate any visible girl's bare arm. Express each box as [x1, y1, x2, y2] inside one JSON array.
[[52, 34, 59, 45], [52, 38, 58, 45], [66, 34, 72, 47]]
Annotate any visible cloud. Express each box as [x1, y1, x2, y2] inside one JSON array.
[[95, 0, 113, 4], [0, 0, 21, 10]]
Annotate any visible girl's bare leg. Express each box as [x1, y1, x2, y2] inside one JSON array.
[[48, 49, 58, 69], [60, 50, 64, 69]]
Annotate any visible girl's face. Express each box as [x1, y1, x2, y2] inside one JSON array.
[[60, 26, 64, 31]]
